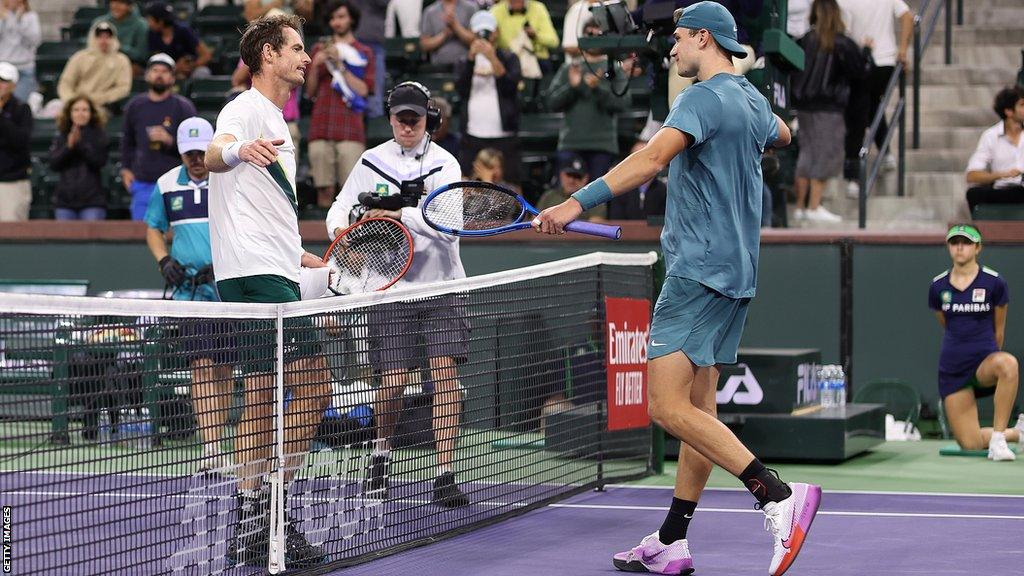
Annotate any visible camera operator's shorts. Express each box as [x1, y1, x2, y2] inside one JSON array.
[[367, 295, 471, 371], [648, 276, 749, 367], [217, 274, 322, 374]]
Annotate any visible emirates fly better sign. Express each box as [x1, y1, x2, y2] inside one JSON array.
[[605, 297, 651, 431]]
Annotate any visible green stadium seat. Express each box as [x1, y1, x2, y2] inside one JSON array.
[[31, 119, 58, 155], [366, 116, 393, 147], [518, 112, 563, 152], [72, 6, 107, 23], [35, 42, 82, 91], [195, 5, 243, 18], [188, 76, 234, 112], [384, 37, 423, 74], [853, 379, 921, 428], [194, 14, 245, 37]]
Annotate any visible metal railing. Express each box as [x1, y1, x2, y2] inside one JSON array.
[[857, 0, 957, 228]]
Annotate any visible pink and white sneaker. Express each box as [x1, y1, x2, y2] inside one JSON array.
[[761, 482, 822, 576], [612, 531, 694, 575]]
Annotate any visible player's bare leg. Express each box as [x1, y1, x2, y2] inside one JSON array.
[[429, 356, 468, 507], [366, 369, 411, 498], [190, 359, 234, 471]]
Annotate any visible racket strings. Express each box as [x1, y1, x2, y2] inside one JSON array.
[[328, 220, 411, 294], [425, 186, 524, 231]]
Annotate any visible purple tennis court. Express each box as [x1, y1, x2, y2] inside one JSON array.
[[329, 485, 1024, 575]]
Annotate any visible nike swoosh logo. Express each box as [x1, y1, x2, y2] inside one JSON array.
[[641, 549, 665, 563], [682, 513, 693, 519], [650, 342, 666, 347]]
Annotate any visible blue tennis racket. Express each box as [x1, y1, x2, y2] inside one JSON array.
[[421, 181, 622, 239]]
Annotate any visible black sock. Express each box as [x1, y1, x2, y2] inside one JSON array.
[[739, 459, 792, 506], [658, 497, 698, 544]]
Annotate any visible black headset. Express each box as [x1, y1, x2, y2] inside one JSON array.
[[385, 81, 443, 134]]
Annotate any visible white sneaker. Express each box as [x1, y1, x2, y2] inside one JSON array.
[[762, 482, 822, 576], [988, 431, 1015, 461], [882, 154, 897, 172], [198, 446, 233, 472], [805, 206, 841, 223], [793, 208, 806, 221], [845, 181, 860, 199], [1015, 414, 1024, 453]]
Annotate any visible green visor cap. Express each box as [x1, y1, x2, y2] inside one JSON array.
[[946, 224, 982, 244]]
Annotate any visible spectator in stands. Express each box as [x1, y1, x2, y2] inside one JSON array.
[[607, 140, 666, 220], [430, 95, 459, 157], [306, 0, 374, 208], [420, 0, 478, 66], [791, 0, 872, 223], [839, 0, 913, 196], [491, 0, 559, 74], [455, 10, 521, 185], [386, 0, 423, 38], [0, 62, 31, 221], [121, 53, 198, 220], [231, 59, 303, 159], [536, 154, 607, 221], [93, 0, 150, 71], [144, 117, 235, 472], [561, 0, 601, 58], [351, 0, 388, 118], [964, 87, 1024, 214], [49, 96, 109, 221], [58, 23, 133, 110], [244, 0, 292, 21], [0, 0, 40, 102], [547, 18, 630, 182], [145, 1, 213, 80], [470, 147, 519, 194]]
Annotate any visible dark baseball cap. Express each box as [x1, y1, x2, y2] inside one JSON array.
[[675, 1, 748, 59], [559, 154, 587, 177], [389, 83, 429, 117]]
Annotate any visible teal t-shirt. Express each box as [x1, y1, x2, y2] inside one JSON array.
[[661, 74, 778, 299]]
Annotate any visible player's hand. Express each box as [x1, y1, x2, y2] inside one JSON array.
[[1002, 168, 1022, 179], [120, 168, 135, 190], [239, 138, 286, 167], [584, 73, 600, 89], [158, 256, 186, 286], [301, 251, 326, 268], [532, 198, 583, 235], [364, 208, 403, 221]]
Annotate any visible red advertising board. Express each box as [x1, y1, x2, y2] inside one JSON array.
[[605, 297, 651, 431]]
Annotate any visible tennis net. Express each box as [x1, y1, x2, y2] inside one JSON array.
[[0, 251, 657, 575]]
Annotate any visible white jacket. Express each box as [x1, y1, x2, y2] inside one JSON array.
[[326, 136, 466, 286]]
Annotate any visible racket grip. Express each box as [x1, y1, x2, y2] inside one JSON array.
[[565, 220, 622, 239]]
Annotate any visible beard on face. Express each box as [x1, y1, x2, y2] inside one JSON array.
[[150, 81, 171, 94]]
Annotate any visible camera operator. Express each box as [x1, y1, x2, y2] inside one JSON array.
[[325, 81, 473, 508]]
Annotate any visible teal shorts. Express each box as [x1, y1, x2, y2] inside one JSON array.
[[648, 276, 750, 367], [216, 274, 321, 374]]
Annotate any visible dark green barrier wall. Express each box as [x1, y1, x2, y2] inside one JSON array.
[[1, 240, 1019, 413]]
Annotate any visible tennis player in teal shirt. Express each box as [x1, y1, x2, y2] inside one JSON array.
[[535, 3, 818, 575]]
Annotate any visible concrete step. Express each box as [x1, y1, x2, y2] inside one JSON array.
[[909, 65, 1019, 86], [904, 107, 997, 128], [899, 85, 999, 110], [905, 149, 972, 172], [935, 26, 1024, 46], [864, 195, 969, 225], [933, 7, 1024, 27], [921, 45, 1020, 67], [912, 127, 987, 150]]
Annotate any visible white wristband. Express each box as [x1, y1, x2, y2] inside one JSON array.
[[222, 141, 245, 168]]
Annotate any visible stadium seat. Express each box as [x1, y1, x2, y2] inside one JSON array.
[[518, 112, 564, 152], [366, 116, 393, 147], [853, 379, 921, 428], [31, 119, 58, 155], [188, 76, 234, 112], [384, 37, 424, 74], [35, 42, 83, 95]]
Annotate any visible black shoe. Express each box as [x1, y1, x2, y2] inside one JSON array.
[[432, 472, 469, 508], [283, 515, 327, 567], [365, 453, 390, 499], [226, 492, 270, 566]]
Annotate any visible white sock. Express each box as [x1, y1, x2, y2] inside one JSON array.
[[372, 438, 390, 457], [991, 431, 1006, 443]]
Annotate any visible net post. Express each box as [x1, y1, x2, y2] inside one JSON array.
[[267, 307, 287, 573], [50, 324, 71, 445]]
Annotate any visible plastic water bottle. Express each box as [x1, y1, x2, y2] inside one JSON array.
[[120, 408, 154, 449], [835, 366, 847, 410], [818, 365, 834, 409], [98, 408, 112, 443]]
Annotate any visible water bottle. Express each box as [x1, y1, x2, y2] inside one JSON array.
[[98, 408, 112, 443], [121, 408, 154, 449], [818, 365, 834, 409], [835, 366, 847, 409]]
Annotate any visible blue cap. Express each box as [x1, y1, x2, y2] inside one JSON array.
[[675, 1, 747, 59]]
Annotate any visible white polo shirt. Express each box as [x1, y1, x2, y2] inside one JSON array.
[[966, 122, 1024, 189], [326, 136, 466, 287], [209, 88, 303, 283], [839, 0, 910, 67]]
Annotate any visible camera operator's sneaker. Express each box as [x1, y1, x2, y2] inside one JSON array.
[[283, 514, 327, 567], [432, 471, 469, 508], [365, 453, 390, 499], [762, 482, 821, 576], [612, 532, 694, 574], [988, 431, 1015, 461]]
